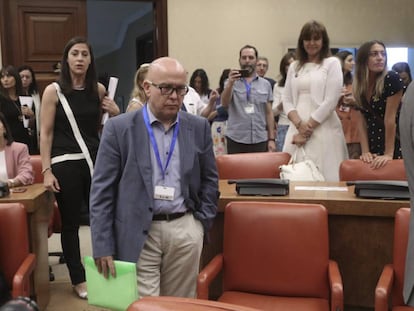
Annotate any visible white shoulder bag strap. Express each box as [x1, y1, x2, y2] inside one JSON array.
[[53, 82, 94, 177]]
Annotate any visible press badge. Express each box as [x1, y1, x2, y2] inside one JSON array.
[[154, 185, 175, 201], [245, 104, 254, 114]]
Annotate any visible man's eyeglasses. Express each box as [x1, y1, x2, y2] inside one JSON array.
[[369, 51, 386, 58], [148, 81, 189, 96]]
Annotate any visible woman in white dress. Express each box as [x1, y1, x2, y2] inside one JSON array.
[[282, 20, 348, 181]]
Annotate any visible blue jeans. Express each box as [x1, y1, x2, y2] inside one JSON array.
[[277, 124, 289, 152]]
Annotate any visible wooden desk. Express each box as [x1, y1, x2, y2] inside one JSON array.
[[203, 180, 410, 309], [0, 184, 54, 310]]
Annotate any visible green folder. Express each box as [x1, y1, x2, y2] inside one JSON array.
[[84, 256, 139, 311]]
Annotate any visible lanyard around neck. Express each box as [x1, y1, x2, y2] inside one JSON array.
[[143, 106, 179, 179], [243, 79, 252, 101]]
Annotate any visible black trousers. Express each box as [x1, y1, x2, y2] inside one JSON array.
[[226, 137, 268, 154], [52, 159, 91, 285]]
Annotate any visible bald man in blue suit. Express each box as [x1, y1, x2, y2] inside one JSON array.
[[90, 57, 219, 298], [400, 81, 414, 306]]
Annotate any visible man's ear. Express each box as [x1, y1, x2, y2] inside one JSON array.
[[143, 80, 151, 98]]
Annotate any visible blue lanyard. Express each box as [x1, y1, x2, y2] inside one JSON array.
[[243, 79, 252, 101], [143, 106, 179, 179]]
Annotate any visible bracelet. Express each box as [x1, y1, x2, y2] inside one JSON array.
[[268, 138, 275, 142], [41, 167, 51, 175]]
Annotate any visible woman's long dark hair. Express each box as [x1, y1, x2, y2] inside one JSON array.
[[295, 20, 330, 71], [335, 50, 353, 86], [218, 69, 231, 94], [353, 40, 388, 107], [189, 69, 210, 96], [392, 62, 412, 85], [277, 52, 296, 87], [0, 65, 24, 100], [18, 65, 39, 95], [58, 36, 98, 99]]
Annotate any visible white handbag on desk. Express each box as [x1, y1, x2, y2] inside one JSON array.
[[279, 147, 325, 181]]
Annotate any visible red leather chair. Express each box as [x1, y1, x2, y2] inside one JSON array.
[[127, 296, 261, 311], [29, 155, 42, 184], [0, 203, 36, 298], [216, 152, 291, 179], [339, 159, 406, 181], [198, 201, 343, 311], [375, 208, 414, 311]]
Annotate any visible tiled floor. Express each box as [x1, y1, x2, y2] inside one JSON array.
[[47, 226, 110, 311], [46, 227, 373, 311]]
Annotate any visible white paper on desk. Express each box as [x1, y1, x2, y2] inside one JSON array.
[[101, 77, 118, 125], [295, 186, 348, 191], [19, 96, 33, 128]]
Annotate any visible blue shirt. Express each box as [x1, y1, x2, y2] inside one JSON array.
[[226, 75, 273, 144], [146, 105, 186, 214]]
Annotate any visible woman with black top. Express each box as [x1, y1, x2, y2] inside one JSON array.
[[0, 66, 33, 151], [18, 65, 41, 154], [353, 40, 404, 169], [40, 37, 119, 299], [392, 61, 412, 90]]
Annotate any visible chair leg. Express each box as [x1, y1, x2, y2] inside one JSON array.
[[49, 251, 65, 264], [49, 266, 55, 282]]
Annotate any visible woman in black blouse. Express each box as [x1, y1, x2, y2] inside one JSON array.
[[0, 66, 34, 151], [353, 40, 404, 169], [40, 37, 119, 299]]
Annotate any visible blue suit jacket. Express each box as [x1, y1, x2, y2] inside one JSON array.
[[400, 82, 414, 305], [90, 108, 219, 262]]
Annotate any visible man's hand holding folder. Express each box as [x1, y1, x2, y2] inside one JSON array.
[[95, 255, 117, 278]]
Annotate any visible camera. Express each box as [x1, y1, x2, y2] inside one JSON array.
[[238, 69, 250, 77]]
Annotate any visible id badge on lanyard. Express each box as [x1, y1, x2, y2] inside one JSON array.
[[154, 185, 175, 201], [143, 107, 179, 201]]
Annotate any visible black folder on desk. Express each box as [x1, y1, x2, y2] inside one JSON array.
[[352, 180, 409, 200], [228, 178, 289, 196]]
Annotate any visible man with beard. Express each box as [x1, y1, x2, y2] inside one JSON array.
[[221, 45, 275, 153]]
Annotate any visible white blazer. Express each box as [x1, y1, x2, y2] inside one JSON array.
[[282, 57, 343, 123]]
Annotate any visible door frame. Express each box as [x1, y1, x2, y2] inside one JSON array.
[[151, 0, 168, 57]]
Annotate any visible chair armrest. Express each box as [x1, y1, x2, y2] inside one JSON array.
[[12, 253, 36, 298], [328, 260, 344, 311], [197, 254, 223, 299], [375, 264, 394, 311]]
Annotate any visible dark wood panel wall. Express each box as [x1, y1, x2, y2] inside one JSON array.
[[0, 0, 87, 93], [0, 0, 168, 95]]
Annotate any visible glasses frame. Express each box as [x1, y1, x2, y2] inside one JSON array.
[[147, 81, 189, 96]]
